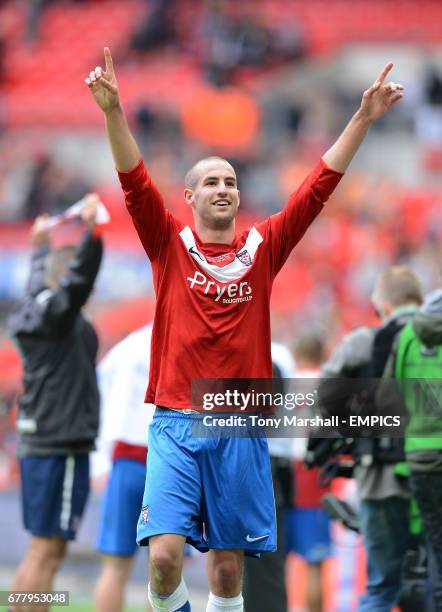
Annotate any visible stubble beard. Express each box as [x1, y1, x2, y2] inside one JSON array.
[[203, 208, 236, 231]]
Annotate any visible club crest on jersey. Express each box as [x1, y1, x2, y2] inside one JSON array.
[[141, 505, 149, 525], [237, 249, 252, 267]]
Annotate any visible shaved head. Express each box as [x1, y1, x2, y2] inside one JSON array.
[[183, 156, 240, 235], [185, 157, 236, 190]]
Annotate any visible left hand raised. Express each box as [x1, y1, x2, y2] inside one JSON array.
[[359, 63, 404, 123]]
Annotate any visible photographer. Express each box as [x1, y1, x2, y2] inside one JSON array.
[[320, 267, 425, 612], [384, 288, 442, 610]]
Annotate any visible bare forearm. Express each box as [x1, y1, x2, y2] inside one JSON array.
[[322, 110, 372, 173], [104, 104, 142, 172]]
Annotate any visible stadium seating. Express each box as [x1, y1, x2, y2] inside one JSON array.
[[2, 0, 441, 127]]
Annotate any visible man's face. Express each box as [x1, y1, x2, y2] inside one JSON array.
[[185, 160, 240, 231]]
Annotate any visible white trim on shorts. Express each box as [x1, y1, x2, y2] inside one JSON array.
[[60, 455, 75, 531]]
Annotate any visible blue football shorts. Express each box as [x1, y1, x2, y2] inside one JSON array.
[[285, 507, 332, 563], [137, 409, 276, 557], [19, 454, 89, 540], [97, 458, 146, 557]]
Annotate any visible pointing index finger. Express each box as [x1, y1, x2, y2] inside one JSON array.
[[377, 62, 393, 84], [104, 47, 114, 75]]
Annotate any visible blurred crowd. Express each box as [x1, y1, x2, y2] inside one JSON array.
[[0, 0, 440, 338], [0, 4, 441, 611]]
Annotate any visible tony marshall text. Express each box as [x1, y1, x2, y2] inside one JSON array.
[[202, 415, 401, 428], [203, 415, 340, 428]]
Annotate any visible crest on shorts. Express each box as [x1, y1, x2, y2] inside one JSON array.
[[141, 505, 149, 525], [236, 249, 252, 267]]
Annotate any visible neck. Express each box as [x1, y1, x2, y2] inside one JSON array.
[[296, 360, 320, 370], [382, 302, 419, 322], [194, 220, 235, 244]]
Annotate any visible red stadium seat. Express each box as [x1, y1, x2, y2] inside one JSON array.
[[2, 0, 441, 127]]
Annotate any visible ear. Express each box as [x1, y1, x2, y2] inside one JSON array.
[[237, 189, 240, 208], [184, 188, 195, 208]]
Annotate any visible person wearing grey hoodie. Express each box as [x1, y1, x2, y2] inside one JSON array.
[[392, 288, 442, 611], [320, 266, 426, 612]]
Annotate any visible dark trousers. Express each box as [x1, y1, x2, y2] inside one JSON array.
[[243, 457, 292, 612], [410, 471, 442, 611], [358, 496, 411, 611]]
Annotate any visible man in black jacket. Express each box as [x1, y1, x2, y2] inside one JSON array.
[[8, 195, 103, 612]]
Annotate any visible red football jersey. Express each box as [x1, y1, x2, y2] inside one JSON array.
[[118, 159, 342, 409]]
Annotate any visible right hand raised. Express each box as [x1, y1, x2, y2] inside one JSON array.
[[85, 47, 119, 112]]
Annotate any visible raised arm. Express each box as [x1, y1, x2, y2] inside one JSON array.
[[9, 197, 103, 338], [85, 47, 171, 260], [322, 63, 404, 173], [38, 197, 103, 331], [85, 47, 141, 172], [25, 215, 52, 297]]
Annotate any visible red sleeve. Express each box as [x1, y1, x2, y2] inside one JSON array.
[[118, 160, 172, 261], [262, 159, 343, 276]]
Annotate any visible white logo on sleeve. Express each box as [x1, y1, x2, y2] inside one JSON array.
[[245, 534, 269, 543]]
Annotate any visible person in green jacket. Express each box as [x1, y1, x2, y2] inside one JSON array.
[[394, 288, 442, 611]]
